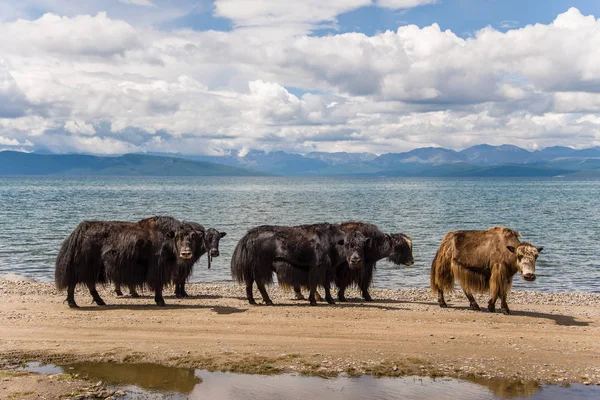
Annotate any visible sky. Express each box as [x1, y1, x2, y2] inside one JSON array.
[[1, 0, 600, 155]]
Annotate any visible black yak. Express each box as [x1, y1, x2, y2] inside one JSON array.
[[430, 226, 543, 314], [287, 222, 414, 302], [55, 216, 200, 307], [334, 222, 414, 302], [172, 224, 227, 298], [115, 222, 227, 299], [231, 224, 368, 306]]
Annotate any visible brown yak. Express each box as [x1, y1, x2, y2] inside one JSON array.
[[430, 226, 543, 315]]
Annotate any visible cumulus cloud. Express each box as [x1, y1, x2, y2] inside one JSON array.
[[0, 8, 599, 155], [214, 0, 370, 33], [64, 120, 96, 135]]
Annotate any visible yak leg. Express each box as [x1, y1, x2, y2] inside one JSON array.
[[337, 286, 347, 302], [323, 280, 335, 305], [360, 264, 374, 301], [115, 284, 123, 296], [179, 282, 189, 298], [246, 279, 257, 305], [361, 288, 373, 302], [87, 283, 106, 306], [437, 289, 448, 308], [293, 285, 306, 300], [488, 294, 497, 313], [463, 288, 481, 311], [128, 284, 140, 298], [175, 282, 187, 298], [154, 287, 166, 307], [308, 286, 318, 306], [500, 279, 512, 315], [256, 282, 274, 306], [314, 291, 323, 302], [488, 266, 503, 313], [308, 275, 319, 306], [500, 296, 511, 315], [66, 284, 78, 308]]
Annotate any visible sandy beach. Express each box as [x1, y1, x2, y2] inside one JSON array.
[[1, 278, 600, 398]]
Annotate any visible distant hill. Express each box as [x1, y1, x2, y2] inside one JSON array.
[[3, 144, 600, 177], [0, 151, 268, 176]]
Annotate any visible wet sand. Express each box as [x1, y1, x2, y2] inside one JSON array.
[[1, 279, 599, 395]]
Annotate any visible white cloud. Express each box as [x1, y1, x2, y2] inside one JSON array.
[[0, 136, 20, 146], [64, 120, 96, 135], [214, 0, 371, 34], [376, 0, 437, 10], [1, 9, 600, 155]]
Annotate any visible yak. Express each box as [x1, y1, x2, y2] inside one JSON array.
[[231, 224, 368, 306], [115, 222, 227, 299], [287, 222, 414, 302], [55, 216, 200, 307], [334, 222, 414, 302], [430, 226, 543, 315], [172, 224, 227, 298]]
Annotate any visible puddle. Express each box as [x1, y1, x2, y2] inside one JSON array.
[[12, 361, 600, 399]]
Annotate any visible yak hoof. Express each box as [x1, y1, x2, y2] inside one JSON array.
[[115, 290, 123, 296], [265, 300, 274, 306], [338, 296, 347, 302], [95, 299, 106, 306], [470, 303, 481, 312], [488, 304, 496, 313], [502, 308, 511, 315], [155, 299, 166, 307], [326, 298, 336, 305], [131, 293, 140, 299], [309, 300, 318, 306], [67, 301, 79, 309], [439, 302, 448, 308], [248, 299, 257, 305], [294, 294, 306, 301], [363, 296, 373, 302]]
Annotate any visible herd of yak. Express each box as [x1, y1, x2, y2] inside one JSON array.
[[55, 216, 543, 315]]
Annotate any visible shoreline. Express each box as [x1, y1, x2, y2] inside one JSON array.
[[1, 280, 599, 393]]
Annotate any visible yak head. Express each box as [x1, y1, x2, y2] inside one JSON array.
[[507, 242, 543, 282], [168, 225, 202, 260], [386, 233, 414, 266], [203, 228, 227, 269], [344, 231, 370, 270]]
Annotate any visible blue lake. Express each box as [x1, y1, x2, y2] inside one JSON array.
[[0, 176, 598, 293]]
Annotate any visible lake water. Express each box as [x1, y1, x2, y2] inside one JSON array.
[[0, 177, 598, 293]]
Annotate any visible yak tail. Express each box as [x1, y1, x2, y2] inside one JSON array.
[[430, 236, 455, 294], [55, 222, 88, 290], [231, 233, 274, 286]]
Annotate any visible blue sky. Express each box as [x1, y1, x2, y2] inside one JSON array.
[[1, 1, 599, 154]]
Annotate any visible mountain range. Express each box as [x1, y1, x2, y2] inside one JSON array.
[[1, 144, 600, 177]]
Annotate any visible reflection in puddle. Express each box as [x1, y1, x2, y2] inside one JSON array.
[[468, 377, 541, 398], [14, 362, 600, 400]]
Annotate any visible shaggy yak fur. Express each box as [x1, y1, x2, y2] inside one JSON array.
[[171, 223, 227, 298], [115, 222, 227, 299], [430, 226, 543, 315], [289, 222, 414, 302], [55, 216, 199, 308], [231, 224, 368, 306]]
